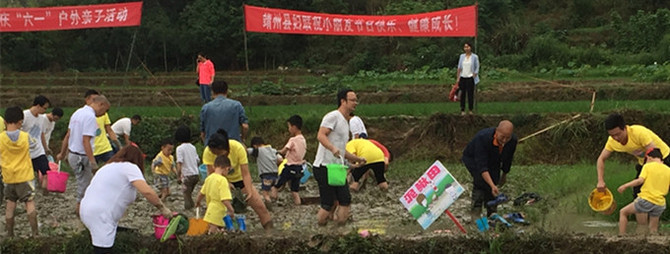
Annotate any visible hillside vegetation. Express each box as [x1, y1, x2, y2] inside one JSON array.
[[1, 0, 669, 74]]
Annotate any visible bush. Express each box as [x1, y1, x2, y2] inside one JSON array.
[[524, 35, 571, 69], [131, 115, 200, 158], [486, 54, 528, 70], [610, 52, 657, 65], [658, 33, 670, 62], [252, 80, 283, 95], [572, 47, 612, 66]]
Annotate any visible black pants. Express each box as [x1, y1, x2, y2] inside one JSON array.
[[633, 155, 670, 198], [314, 166, 351, 211], [459, 77, 475, 111], [471, 188, 498, 216]]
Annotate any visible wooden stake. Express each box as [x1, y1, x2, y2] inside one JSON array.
[[519, 114, 581, 143], [590, 91, 596, 113]]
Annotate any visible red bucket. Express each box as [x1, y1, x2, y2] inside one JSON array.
[[152, 214, 176, 240], [46, 162, 69, 193]]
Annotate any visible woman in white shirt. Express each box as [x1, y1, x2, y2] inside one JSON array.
[[456, 42, 480, 115], [80, 146, 173, 253]]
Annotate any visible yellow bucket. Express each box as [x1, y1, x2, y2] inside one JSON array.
[[588, 188, 617, 215]]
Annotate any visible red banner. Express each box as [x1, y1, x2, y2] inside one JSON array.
[[0, 1, 142, 32], [245, 5, 477, 37]]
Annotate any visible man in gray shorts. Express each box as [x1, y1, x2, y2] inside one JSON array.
[[57, 95, 110, 216], [617, 148, 670, 235]]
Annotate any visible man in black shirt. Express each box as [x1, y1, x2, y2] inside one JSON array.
[[462, 120, 517, 222]]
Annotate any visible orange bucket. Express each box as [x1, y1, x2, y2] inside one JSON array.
[[186, 208, 208, 236], [588, 188, 617, 215]]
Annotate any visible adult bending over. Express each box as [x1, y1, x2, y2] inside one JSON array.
[[462, 120, 517, 222], [203, 129, 273, 229], [80, 146, 173, 254]]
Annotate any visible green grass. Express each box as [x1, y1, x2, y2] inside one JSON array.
[[383, 159, 651, 223], [62, 99, 670, 121]]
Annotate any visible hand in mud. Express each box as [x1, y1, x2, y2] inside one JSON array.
[[597, 181, 607, 193], [490, 186, 499, 196]]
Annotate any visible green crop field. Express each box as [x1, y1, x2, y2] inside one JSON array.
[[49, 99, 670, 121]]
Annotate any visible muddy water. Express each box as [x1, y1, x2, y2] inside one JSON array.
[[2, 174, 658, 240], [539, 191, 669, 236], [0, 174, 475, 238]]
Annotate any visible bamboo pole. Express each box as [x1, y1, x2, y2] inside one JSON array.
[[519, 114, 581, 143], [590, 91, 596, 113]]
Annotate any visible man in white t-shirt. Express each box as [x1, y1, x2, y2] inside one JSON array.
[[57, 95, 110, 215], [39, 107, 64, 149], [313, 89, 365, 226], [23, 95, 51, 191], [349, 114, 367, 139], [111, 115, 142, 147]]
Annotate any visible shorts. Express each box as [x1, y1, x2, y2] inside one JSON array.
[[351, 162, 387, 184], [634, 198, 666, 217], [260, 173, 278, 191], [314, 166, 351, 211], [31, 154, 50, 175], [275, 165, 302, 192], [231, 180, 245, 189], [4, 181, 36, 202], [94, 150, 115, 164], [471, 187, 497, 216], [633, 156, 670, 198], [154, 174, 170, 189]]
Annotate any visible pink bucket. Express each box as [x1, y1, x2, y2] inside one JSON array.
[[152, 214, 176, 240], [46, 162, 69, 193]]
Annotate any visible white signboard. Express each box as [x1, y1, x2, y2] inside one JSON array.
[[399, 160, 465, 230]]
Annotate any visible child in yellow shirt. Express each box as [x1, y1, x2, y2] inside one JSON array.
[[617, 148, 670, 236], [196, 155, 234, 234], [1, 107, 39, 237], [152, 138, 176, 201]]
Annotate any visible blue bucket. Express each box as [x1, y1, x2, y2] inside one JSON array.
[[199, 164, 208, 181], [300, 163, 312, 184]]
